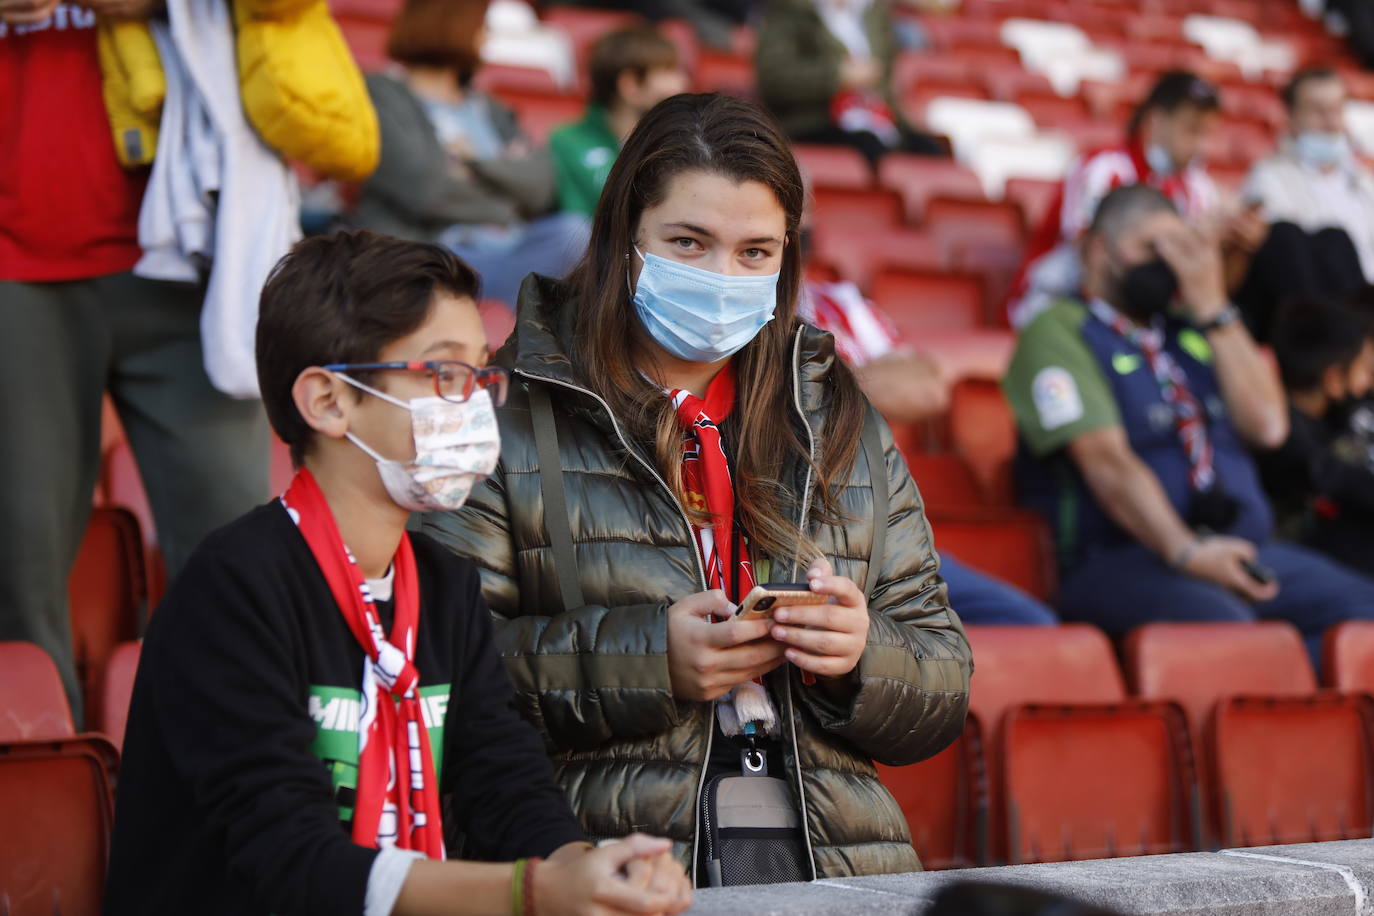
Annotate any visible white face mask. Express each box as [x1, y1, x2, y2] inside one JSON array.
[[1294, 130, 1353, 169], [335, 374, 501, 513], [1145, 142, 1177, 177]]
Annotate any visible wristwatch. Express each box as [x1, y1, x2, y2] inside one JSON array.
[[1197, 304, 1242, 334]]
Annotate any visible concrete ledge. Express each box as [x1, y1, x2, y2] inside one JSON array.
[[686, 840, 1374, 915]]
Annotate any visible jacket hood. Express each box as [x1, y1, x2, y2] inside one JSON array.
[[502, 273, 841, 415]]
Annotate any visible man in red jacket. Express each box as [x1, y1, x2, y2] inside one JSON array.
[[0, 1, 268, 723]]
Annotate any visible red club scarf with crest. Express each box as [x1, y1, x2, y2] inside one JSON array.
[[669, 364, 755, 603], [281, 468, 444, 858]]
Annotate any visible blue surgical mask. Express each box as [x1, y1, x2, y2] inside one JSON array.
[[630, 248, 779, 363], [1145, 142, 1177, 177], [1294, 131, 1352, 169]]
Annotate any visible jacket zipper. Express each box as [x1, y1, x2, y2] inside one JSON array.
[[513, 368, 716, 884], [786, 325, 820, 881]]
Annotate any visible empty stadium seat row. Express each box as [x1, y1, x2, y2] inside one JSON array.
[[878, 621, 1374, 868]]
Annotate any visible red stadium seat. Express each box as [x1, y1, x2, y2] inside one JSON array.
[[810, 186, 905, 231], [809, 227, 944, 290], [1004, 702, 1196, 863], [334, 15, 390, 70], [1124, 622, 1317, 744], [1325, 621, 1374, 692], [948, 377, 1017, 505], [965, 623, 1127, 863], [967, 623, 1127, 744], [472, 64, 563, 95], [1054, 118, 1126, 155], [541, 6, 636, 67], [903, 83, 993, 129], [877, 713, 987, 869], [923, 197, 1025, 264], [1212, 694, 1374, 847], [919, 15, 1006, 51], [877, 155, 985, 223], [0, 642, 75, 741], [693, 50, 756, 96], [1014, 90, 1093, 130], [871, 268, 985, 335], [101, 641, 142, 752], [68, 507, 146, 731], [0, 736, 118, 916], [929, 508, 1056, 600], [327, 0, 400, 18], [893, 51, 974, 92], [1005, 177, 1060, 233], [793, 144, 872, 190], [982, 68, 1056, 103], [905, 452, 984, 514], [1123, 621, 1317, 847], [100, 439, 169, 606]]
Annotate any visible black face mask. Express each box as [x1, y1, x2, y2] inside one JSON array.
[[1115, 258, 1179, 322]]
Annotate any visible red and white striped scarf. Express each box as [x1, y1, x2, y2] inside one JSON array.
[[282, 468, 445, 858]]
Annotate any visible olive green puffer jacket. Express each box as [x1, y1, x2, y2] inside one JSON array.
[[422, 275, 971, 880]]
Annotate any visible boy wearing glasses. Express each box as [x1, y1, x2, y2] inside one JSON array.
[[105, 231, 692, 916]]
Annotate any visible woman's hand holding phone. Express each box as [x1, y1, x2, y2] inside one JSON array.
[[769, 557, 871, 681], [666, 590, 788, 701]]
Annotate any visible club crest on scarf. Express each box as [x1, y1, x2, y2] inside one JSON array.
[[281, 468, 445, 858]]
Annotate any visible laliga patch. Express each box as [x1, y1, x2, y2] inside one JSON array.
[[1032, 367, 1084, 430]]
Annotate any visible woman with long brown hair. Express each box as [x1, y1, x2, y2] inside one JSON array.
[[424, 93, 971, 886]]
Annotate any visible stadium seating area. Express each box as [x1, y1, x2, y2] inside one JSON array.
[[10, 0, 1374, 908]]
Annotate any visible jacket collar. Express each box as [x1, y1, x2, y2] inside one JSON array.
[[503, 273, 839, 426]]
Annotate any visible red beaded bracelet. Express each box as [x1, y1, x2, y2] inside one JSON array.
[[523, 856, 542, 916]]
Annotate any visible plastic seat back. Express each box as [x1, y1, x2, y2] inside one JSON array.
[[967, 624, 1126, 730], [0, 642, 75, 741], [793, 144, 871, 190], [100, 641, 142, 752], [1125, 621, 1317, 847], [810, 228, 944, 290], [68, 507, 146, 731], [811, 186, 905, 232], [1124, 622, 1317, 743], [1212, 694, 1374, 847], [948, 377, 1017, 504], [0, 736, 118, 916], [1324, 621, 1374, 692], [876, 155, 986, 222], [871, 268, 985, 335], [1005, 702, 1195, 863], [877, 713, 987, 870], [929, 509, 1056, 600], [905, 452, 984, 514]]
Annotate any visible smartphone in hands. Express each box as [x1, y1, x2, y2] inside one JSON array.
[[735, 583, 832, 621]]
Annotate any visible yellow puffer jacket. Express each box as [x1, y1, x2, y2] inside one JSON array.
[[96, 0, 379, 182]]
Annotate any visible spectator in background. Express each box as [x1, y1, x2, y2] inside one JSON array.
[[1007, 71, 1267, 330], [549, 24, 688, 217], [1237, 68, 1372, 340], [0, 2, 268, 723], [1004, 185, 1374, 666], [798, 262, 1057, 625], [1258, 290, 1374, 573], [800, 278, 1057, 625], [356, 0, 588, 308], [755, 0, 943, 168]]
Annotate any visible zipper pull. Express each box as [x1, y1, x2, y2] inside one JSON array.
[[741, 722, 767, 776]]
